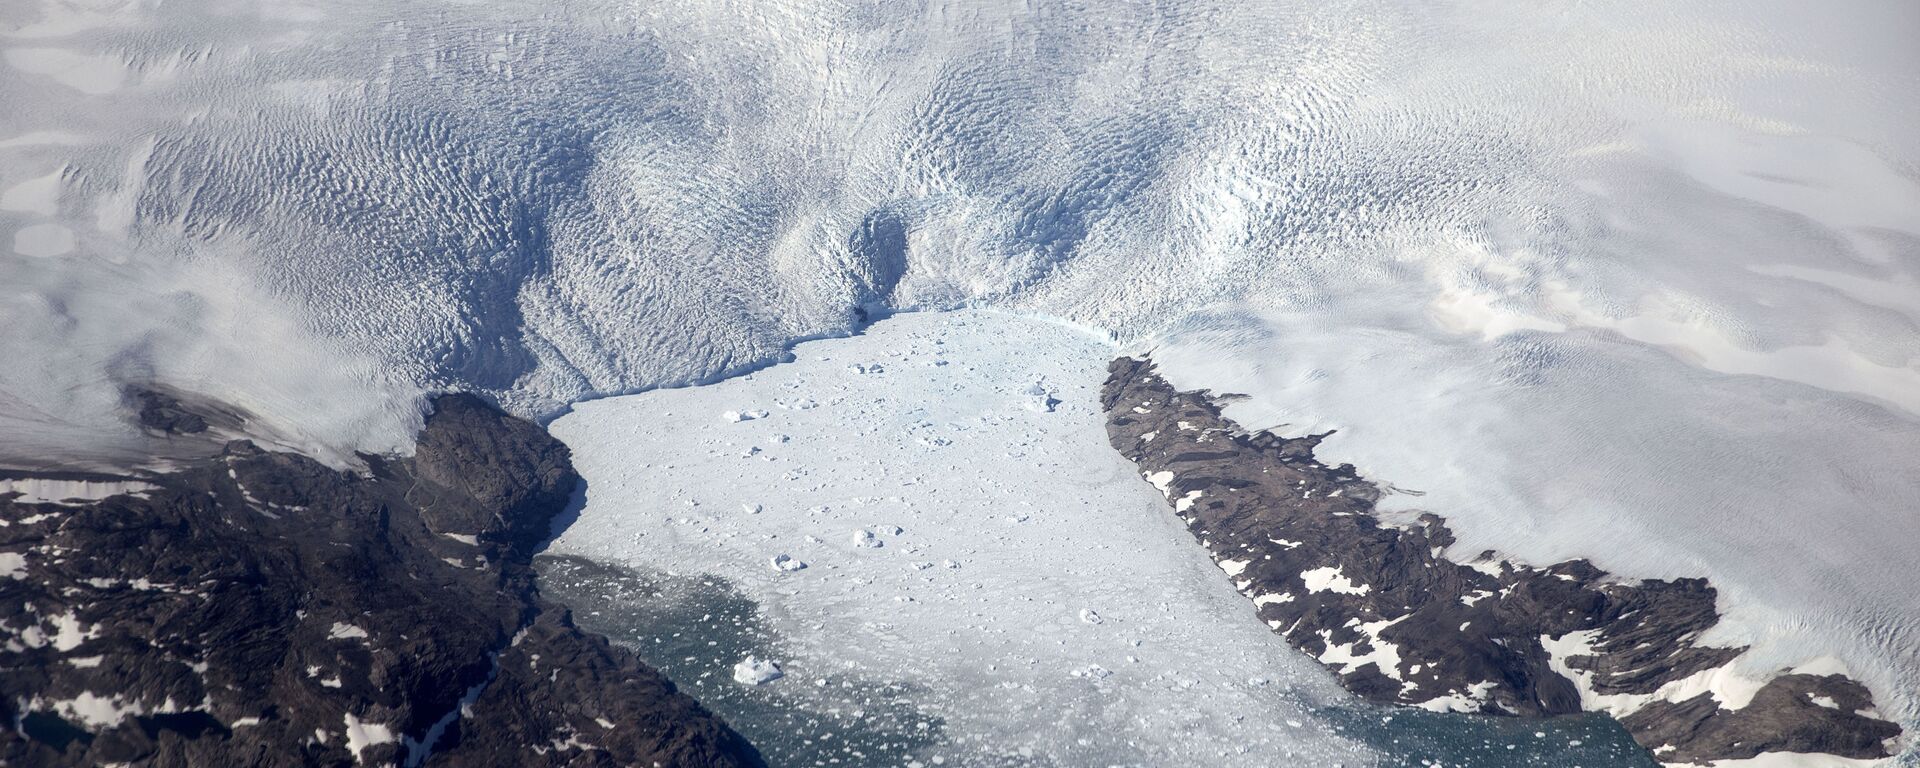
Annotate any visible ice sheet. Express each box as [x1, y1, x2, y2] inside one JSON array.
[[1, 0, 1914, 472]]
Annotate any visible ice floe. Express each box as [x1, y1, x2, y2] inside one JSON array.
[[732, 656, 784, 686], [549, 310, 1366, 765]]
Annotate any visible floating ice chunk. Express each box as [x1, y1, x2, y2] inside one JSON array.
[[876, 525, 903, 536], [722, 410, 768, 423], [1022, 382, 1059, 412], [1080, 609, 1103, 625], [851, 529, 882, 548], [742, 503, 763, 514], [732, 656, 784, 685], [850, 363, 885, 375], [770, 554, 807, 572]]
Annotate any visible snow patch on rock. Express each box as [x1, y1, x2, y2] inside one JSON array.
[[1300, 566, 1371, 596]]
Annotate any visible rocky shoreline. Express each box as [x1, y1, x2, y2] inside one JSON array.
[[0, 394, 765, 767], [1101, 356, 1901, 766]]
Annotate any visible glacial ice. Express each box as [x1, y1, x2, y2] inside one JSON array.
[[731, 657, 784, 686]]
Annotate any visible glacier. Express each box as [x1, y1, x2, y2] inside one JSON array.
[[2, 0, 1917, 762]]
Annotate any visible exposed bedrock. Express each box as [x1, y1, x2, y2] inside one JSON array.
[[0, 394, 764, 767], [1101, 356, 1900, 766]]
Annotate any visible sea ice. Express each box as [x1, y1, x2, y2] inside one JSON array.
[[549, 311, 1367, 765]]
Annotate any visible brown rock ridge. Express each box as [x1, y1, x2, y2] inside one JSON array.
[[0, 393, 765, 767], [1101, 356, 1900, 766]]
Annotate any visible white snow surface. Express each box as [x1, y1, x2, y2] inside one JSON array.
[[0, 477, 154, 505], [341, 712, 396, 763], [548, 311, 1369, 765], [1300, 566, 1372, 596]]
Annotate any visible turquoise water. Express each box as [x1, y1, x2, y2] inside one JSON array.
[[537, 554, 947, 767], [1327, 707, 1656, 768], [535, 554, 1657, 768]]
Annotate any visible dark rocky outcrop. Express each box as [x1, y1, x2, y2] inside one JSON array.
[[128, 390, 211, 436], [1625, 674, 1897, 765], [1101, 356, 1900, 766], [0, 394, 765, 767]]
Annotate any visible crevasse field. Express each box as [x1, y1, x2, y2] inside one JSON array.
[[3, 0, 1917, 762]]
